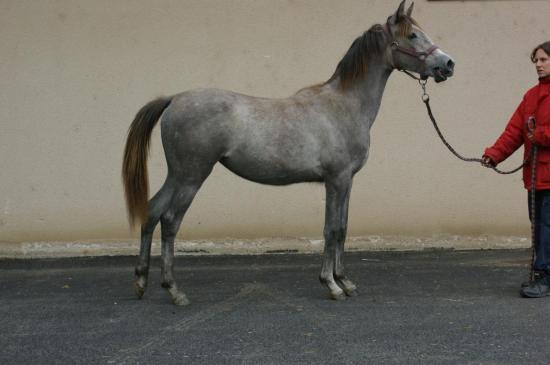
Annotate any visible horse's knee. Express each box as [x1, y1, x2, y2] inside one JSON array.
[[324, 227, 346, 243]]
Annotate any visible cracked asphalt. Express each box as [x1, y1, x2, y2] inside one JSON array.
[[1, 249, 549, 364]]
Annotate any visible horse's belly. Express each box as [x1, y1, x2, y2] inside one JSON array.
[[220, 152, 324, 185]]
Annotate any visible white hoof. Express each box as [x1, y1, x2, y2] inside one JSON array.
[[172, 292, 190, 306]]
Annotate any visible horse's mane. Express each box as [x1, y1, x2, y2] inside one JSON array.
[[326, 16, 418, 90]]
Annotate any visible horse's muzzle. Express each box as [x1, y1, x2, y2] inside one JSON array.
[[433, 59, 455, 83]]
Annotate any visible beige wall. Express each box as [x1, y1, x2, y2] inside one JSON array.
[[1, 0, 549, 246]]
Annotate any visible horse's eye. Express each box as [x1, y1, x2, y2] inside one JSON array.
[[408, 33, 417, 40]]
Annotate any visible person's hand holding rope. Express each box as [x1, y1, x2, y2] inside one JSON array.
[[481, 156, 495, 168]]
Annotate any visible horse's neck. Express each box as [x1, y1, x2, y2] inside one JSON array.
[[352, 63, 392, 126], [328, 61, 393, 127]]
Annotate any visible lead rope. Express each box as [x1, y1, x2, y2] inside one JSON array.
[[529, 144, 538, 282], [404, 72, 538, 283]]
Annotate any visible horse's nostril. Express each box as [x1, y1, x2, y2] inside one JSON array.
[[447, 59, 455, 70]]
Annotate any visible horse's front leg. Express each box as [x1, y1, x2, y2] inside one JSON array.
[[333, 187, 357, 297], [320, 174, 352, 300]]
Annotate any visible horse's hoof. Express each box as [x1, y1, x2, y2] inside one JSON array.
[[337, 278, 357, 297], [134, 282, 146, 299], [342, 283, 358, 297], [172, 293, 190, 306], [330, 291, 347, 301], [344, 288, 358, 297]]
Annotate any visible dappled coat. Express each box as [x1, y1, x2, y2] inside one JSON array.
[[484, 77, 550, 190]]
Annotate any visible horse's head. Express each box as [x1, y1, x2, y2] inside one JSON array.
[[385, 1, 454, 83]]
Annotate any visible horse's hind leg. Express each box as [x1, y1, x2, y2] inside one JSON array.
[[134, 182, 174, 299], [159, 182, 204, 306]]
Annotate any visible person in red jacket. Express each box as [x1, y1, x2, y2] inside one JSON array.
[[482, 41, 550, 298]]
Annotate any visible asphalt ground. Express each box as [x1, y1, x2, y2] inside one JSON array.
[[1, 249, 549, 365]]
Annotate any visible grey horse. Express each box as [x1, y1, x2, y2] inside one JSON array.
[[122, 1, 454, 305]]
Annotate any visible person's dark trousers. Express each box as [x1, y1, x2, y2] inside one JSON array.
[[528, 189, 550, 274], [521, 190, 550, 297]]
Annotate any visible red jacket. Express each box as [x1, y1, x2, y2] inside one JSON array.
[[484, 77, 550, 190]]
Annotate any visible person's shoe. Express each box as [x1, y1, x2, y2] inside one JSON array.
[[520, 276, 550, 298], [521, 271, 544, 288]]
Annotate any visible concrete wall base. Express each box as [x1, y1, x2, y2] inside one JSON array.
[[0, 235, 530, 259]]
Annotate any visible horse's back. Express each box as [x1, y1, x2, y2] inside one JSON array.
[[160, 88, 282, 154]]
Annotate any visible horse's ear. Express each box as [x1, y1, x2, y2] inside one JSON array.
[[390, 0, 407, 24], [406, 2, 414, 18]]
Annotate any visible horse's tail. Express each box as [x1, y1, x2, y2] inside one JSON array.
[[122, 96, 172, 227]]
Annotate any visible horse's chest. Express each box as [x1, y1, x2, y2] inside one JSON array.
[[348, 132, 370, 172], [350, 145, 370, 173]]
